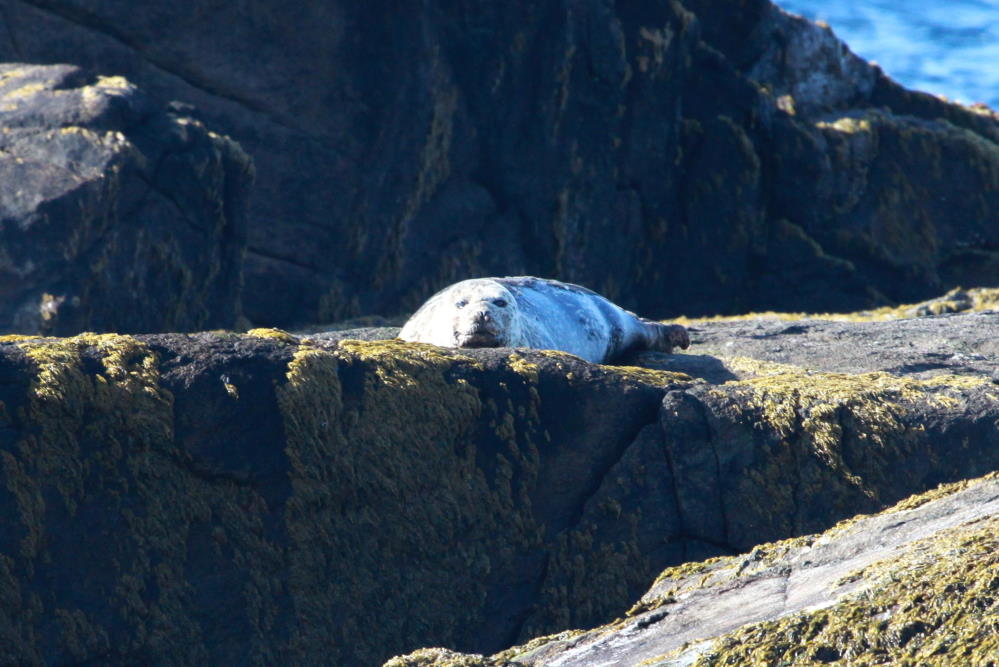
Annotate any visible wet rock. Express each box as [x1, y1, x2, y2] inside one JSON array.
[[0, 64, 252, 335]]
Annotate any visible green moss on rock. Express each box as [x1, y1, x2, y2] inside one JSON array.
[[0, 333, 305, 664], [246, 327, 300, 344], [383, 647, 508, 667], [6, 325, 993, 665], [1, 334, 211, 663], [696, 358, 998, 545], [714, 360, 989, 452], [689, 515, 999, 666], [14, 333, 173, 528], [274, 340, 552, 664]]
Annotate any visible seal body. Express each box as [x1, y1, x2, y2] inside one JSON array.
[[398, 276, 689, 363]]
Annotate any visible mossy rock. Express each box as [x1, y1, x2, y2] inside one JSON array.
[[0, 332, 688, 664], [404, 472, 999, 666], [2, 313, 998, 665]]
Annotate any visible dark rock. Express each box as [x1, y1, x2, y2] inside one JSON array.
[[3, 2, 995, 327], [0, 64, 252, 335], [2, 308, 999, 665], [458, 473, 999, 666], [0, 332, 683, 665]]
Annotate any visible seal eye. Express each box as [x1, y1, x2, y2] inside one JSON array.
[[494, 299, 507, 307], [456, 300, 467, 309]]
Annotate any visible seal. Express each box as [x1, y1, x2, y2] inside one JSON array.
[[398, 276, 690, 363]]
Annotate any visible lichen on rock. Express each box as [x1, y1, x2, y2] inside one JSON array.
[[686, 516, 999, 666], [383, 647, 508, 667], [273, 339, 554, 663], [1, 333, 211, 663]]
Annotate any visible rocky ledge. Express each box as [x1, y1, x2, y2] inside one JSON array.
[[1, 303, 997, 665]]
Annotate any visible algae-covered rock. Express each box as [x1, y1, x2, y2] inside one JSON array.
[[4, 1, 995, 326], [0, 64, 252, 335], [445, 473, 999, 666], [2, 308, 999, 665], [0, 332, 688, 664]]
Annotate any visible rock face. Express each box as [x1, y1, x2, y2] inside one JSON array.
[[395, 473, 999, 666], [2, 308, 999, 665], [0, 64, 252, 335], [3, 1, 996, 327]]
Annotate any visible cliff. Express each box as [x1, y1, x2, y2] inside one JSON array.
[[4, 1, 996, 327]]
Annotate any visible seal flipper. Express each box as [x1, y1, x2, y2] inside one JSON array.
[[642, 321, 690, 354]]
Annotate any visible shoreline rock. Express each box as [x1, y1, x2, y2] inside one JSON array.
[[397, 472, 998, 666], [2, 306, 998, 664]]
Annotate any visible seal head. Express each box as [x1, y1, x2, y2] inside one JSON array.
[[446, 280, 521, 347], [399, 278, 526, 349]]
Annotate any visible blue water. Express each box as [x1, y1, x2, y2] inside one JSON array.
[[775, 0, 999, 110]]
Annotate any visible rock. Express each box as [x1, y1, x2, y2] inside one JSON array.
[[439, 473, 999, 666], [0, 332, 681, 665], [3, 2, 995, 327], [661, 308, 999, 379], [0, 64, 252, 335], [2, 308, 999, 665]]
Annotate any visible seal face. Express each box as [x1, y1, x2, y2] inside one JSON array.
[[399, 276, 689, 364], [445, 280, 522, 348]]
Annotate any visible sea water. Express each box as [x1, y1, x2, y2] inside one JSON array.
[[775, 0, 999, 109]]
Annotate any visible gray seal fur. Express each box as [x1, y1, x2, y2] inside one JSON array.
[[398, 276, 690, 363]]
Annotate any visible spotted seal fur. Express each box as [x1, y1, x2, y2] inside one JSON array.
[[398, 276, 689, 363]]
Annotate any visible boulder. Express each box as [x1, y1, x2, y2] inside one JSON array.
[[4, 1, 996, 326], [0, 64, 252, 335], [2, 303, 999, 665]]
